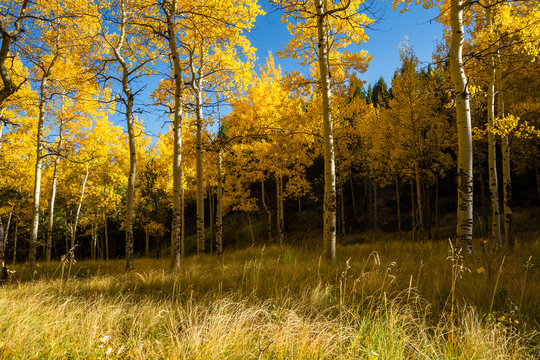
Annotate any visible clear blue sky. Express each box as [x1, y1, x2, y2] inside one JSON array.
[[139, 1, 443, 140], [250, 0, 442, 87]]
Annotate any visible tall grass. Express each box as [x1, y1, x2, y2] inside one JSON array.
[[1, 235, 539, 359]]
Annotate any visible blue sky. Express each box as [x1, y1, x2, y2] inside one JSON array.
[[250, 1, 443, 87], [138, 1, 443, 140]]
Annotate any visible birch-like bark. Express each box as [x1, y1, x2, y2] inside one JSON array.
[[103, 210, 109, 260], [29, 76, 49, 268], [91, 222, 96, 261], [209, 189, 214, 254], [46, 115, 63, 262], [181, 184, 185, 257], [107, 0, 136, 271], [3, 209, 12, 258], [276, 175, 284, 245], [502, 135, 513, 250], [315, 0, 337, 262], [486, 4, 502, 252], [261, 180, 271, 243], [496, 57, 513, 251], [12, 217, 17, 265], [415, 162, 424, 238], [450, 0, 474, 254], [163, 0, 184, 270], [70, 164, 89, 257], [350, 175, 357, 219], [216, 148, 223, 254], [193, 44, 205, 255], [46, 154, 60, 262]]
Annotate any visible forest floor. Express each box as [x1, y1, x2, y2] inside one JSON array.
[[1, 233, 539, 359]]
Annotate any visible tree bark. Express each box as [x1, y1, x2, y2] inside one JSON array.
[[46, 154, 60, 262], [46, 101, 64, 262], [91, 222, 96, 261], [70, 164, 89, 258], [502, 135, 513, 250], [486, 4, 502, 252], [103, 210, 109, 260], [315, 0, 337, 262], [194, 51, 205, 255], [3, 209, 12, 257], [216, 148, 223, 254], [12, 217, 17, 265], [29, 76, 49, 268], [209, 188, 214, 254], [415, 162, 424, 239], [276, 175, 284, 245], [163, 0, 184, 270], [261, 180, 271, 243], [450, 0, 474, 254]]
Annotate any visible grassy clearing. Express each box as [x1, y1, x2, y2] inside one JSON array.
[[1, 234, 539, 359]]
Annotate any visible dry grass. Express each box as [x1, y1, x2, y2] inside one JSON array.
[[0, 235, 539, 359]]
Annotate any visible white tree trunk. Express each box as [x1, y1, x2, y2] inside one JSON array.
[[315, 0, 337, 262], [414, 162, 424, 238], [103, 210, 109, 260], [216, 148, 223, 254], [450, 0, 474, 254], [261, 180, 271, 243], [46, 155, 60, 262], [163, 0, 184, 270], [70, 164, 89, 258], [125, 95, 136, 270], [502, 135, 513, 250], [29, 77, 48, 268], [194, 52, 205, 255], [276, 175, 284, 245], [486, 5, 502, 252], [12, 216, 17, 265]]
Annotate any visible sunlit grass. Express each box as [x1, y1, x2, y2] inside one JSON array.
[[1, 234, 539, 358]]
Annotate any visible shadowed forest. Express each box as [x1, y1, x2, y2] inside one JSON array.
[[0, 0, 539, 358]]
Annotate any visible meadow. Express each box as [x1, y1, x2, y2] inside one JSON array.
[[0, 232, 538, 359]]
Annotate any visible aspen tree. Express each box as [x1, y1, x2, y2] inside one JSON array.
[[97, 0, 156, 270], [271, 0, 372, 261], [0, 0, 30, 106], [450, 0, 474, 253], [484, 1, 502, 251], [159, 0, 184, 270]]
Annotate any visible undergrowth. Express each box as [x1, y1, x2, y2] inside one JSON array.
[[0, 235, 539, 359]]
